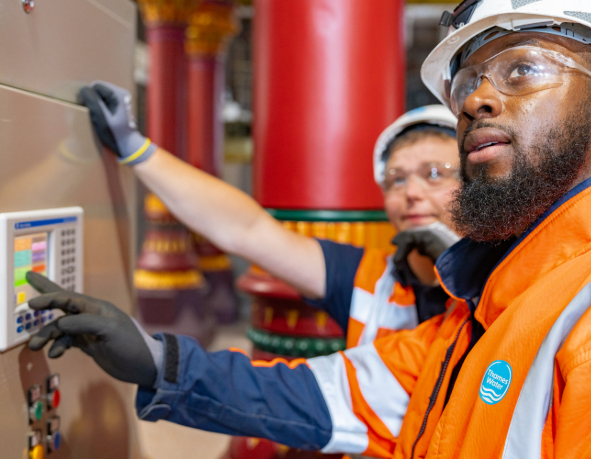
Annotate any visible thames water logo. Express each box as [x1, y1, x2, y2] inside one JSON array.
[[479, 360, 512, 405]]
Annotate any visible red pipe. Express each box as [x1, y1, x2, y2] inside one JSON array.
[[253, 0, 406, 210], [186, 56, 225, 176], [146, 26, 188, 159]]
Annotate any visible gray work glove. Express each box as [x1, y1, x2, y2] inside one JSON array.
[[392, 222, 460, 266], [27, 272, 163, 387], [78, 81, 157, 166]]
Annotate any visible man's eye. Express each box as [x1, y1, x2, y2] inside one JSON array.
[[508, 63, 540, 80]]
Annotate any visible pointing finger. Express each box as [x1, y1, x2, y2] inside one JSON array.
[[26, 272, 63, 294]]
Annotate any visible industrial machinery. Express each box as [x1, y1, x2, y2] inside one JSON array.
[[0, 0, 143, 458]]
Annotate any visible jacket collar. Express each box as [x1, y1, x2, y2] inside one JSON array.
[[436, 176, 591, 329]]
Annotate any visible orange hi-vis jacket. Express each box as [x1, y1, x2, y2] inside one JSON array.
[[346, 249, 420, 348], [309, 178, 591, 458]]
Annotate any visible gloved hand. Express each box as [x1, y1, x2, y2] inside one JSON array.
[[26, 272, 163, 387], [78, 81, 157, 166], [392, 221, 460, 267]]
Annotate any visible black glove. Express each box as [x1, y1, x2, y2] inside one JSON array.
[[78, 81, 157, 166], [392, 222, 460, 267], [27, 272, 162, 387]]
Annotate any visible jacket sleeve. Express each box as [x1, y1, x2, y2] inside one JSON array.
[[553, 356, 591, 458], [304, 239, 365, 333], [307, 314, 443, 458], [136, 333, 332, 450]]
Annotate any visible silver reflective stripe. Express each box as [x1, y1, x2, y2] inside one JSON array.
[[502, 282, 591, 459]]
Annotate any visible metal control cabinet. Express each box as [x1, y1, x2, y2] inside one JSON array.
[[0, 1, 141, 458]]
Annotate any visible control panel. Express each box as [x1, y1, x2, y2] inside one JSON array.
[[27, 375, 62, 458], [0, 208, 83, 351]]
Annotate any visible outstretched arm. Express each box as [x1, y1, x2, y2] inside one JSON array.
[[27, 272, 434, 458], [79, 81, 325, 299], [26, 272, 331, 449]]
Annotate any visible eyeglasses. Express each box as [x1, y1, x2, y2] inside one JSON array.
[[440, 0, 483, 30], [450, 45, 591, 117], [384, 162, 459, 193]]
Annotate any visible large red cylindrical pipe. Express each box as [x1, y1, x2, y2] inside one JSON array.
[[253, 0, 405, 210], [186, 56, 225, 176], [146, 26, 188, 159]]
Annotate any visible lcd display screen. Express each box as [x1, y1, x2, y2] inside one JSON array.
[[14, 232, 48, 308]]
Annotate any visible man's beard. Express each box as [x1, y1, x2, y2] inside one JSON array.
[[450, 106, 591, 243]]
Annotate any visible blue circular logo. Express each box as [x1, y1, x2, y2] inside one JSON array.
[[479, 360, 512, 405]]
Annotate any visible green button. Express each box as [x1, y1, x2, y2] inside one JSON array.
[[33, 401, 43, 421]]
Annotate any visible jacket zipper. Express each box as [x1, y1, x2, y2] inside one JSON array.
[[410, 318, 469, 459]]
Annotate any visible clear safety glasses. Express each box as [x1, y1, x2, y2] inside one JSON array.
[[450, 46, 591, 117], [384, 162, 459, 193]]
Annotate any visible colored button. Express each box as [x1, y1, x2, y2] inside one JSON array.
[[31, 401, 43, 421], [48, 314, 54, 320], [17, 326, 23, 333], [25, 313, 32, 320], [34, 311, 40, 317], [29, 444, 44, 459], [25, 323, 31, 330], [49, 390, 61, 409], [17, 316, 23, 324], [52, 432, 62, 451], [33, 320, 38, 326]]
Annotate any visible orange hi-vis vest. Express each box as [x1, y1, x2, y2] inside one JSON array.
[[346, 250, 419, 348], [308, 179, 591, 458]]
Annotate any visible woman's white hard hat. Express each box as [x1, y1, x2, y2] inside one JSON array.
[[421, 0, 591, 109], [373, 105, 457, 188]]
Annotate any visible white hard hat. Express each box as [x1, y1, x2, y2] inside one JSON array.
[[422, 0, 591, 108], [373, 105, 457, 188]]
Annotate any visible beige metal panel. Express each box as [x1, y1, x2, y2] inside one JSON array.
[[0, 0, 136, 103], [0, 83, 140, 458]]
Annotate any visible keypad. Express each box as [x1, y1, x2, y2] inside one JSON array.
[[59, 227, 77, 291], [16, 310, 53, 334]]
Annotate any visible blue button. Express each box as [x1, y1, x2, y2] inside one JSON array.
[[17, 326, 23, 333], [33, 320, 39, 326], [25, 323, 31, 330], [41, 317, 47, 323], [16, 316, 23, 324], [34, 311, 40, 317], [53, 431, 62, 450], [48, 314, 54, 320], [25, 313, 31, 320]]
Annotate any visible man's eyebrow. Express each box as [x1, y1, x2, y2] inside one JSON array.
[[497, 38, 543, 51]]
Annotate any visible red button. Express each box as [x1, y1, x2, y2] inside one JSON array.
[[51, 390, 61, 409]]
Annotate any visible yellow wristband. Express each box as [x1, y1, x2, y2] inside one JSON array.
[[119, 138, 153, 165]]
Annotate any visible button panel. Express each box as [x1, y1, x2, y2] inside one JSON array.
[[27, 375, 62, 456]]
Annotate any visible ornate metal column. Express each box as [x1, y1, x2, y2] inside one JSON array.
[[185, 0, 241, 323], [229, 0, 406, 457], [135, 0, 215, 344]]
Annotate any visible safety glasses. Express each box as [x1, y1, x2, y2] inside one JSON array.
[[384, 162, 459, 193], [450, 46, 591, 116]]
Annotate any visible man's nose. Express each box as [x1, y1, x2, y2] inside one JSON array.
[[405, 175, 427, 200], [461, 77, 503, 122]]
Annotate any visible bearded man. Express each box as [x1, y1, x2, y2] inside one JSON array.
[[27, 1, 591, 457]]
